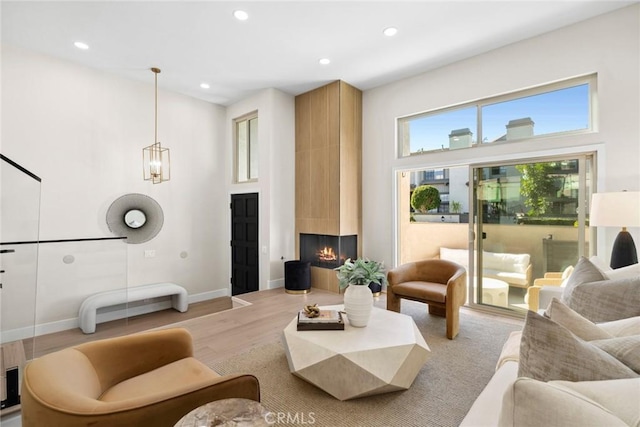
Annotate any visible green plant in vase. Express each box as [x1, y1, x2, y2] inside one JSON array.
[[335, 258, 387, 327]]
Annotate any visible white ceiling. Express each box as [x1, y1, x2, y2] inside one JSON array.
[[1, 1, 635, 106]]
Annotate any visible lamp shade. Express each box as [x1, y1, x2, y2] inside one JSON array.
[[590, 191, 640, 227]]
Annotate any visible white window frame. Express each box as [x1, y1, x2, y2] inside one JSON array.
[[397, 74, 597, 158], [234, 111, 258, 183]]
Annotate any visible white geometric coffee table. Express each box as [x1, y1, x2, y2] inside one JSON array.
[[282, 305, 430, 400]]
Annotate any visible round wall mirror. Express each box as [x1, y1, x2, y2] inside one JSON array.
[[124, 209, 146, 229], [106, 194, 164, 244]]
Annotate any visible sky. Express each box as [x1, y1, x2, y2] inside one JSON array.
[[408, 83, 589, 153]]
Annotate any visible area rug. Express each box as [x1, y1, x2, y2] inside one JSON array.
[[212, 301, 522, 427]]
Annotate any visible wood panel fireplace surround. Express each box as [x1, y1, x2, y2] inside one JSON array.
[[295, 80, 362, 293]]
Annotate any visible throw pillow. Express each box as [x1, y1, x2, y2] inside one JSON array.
[[570, 276, 640, 322], [589, 255, 611, 274], [545, 298, 612, 341], [591, 335, 640, 374], [599, 316, 640, 337], [561, 256, 606, 307], [605, 263, 640, 280], [499, 377, 640, 427], [518, 311, 638, 382]]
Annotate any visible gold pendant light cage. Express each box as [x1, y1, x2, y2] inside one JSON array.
[[143, 67, 170, 184]]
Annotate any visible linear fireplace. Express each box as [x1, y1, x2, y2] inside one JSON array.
[[300, 233, 357, 269]]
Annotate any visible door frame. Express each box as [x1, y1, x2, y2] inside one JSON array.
[[467, 152, 596, 313]]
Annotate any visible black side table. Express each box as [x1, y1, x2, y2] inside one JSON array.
[[284, 260, 311, 294]]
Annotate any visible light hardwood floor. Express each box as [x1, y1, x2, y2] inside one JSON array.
[[27, 287, 522, 366], [2, 288, 522, 424], [25, 288, 345, 363]]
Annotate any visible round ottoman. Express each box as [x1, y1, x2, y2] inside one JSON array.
[[284, 260, 311, 294]]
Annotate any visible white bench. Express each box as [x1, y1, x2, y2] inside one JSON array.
[[78, 283, 188, 334]]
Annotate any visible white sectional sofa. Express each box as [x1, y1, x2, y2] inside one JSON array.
[[439, 247, 532, 288], [460, 257, 640, 427]]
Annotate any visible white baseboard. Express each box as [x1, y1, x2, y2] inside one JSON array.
[[268, 278, 284, 289], [0, 289, 232, 344]]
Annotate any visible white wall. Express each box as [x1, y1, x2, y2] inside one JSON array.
[[1, 44, 295, 338], [362, 5, 640, 268], [1, 44, 229, 334], [226, 88, 296, 290]]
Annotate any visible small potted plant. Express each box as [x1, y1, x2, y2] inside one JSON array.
[[335, 258, 387, 327]]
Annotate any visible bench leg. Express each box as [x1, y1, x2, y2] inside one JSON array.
[[80, 310, 97, 334], [172, 293, 189, 312]]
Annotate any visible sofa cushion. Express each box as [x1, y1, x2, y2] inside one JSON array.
[[439, 247, 469, 269], [561, 257, 606, 307], [483, 251, 530, 274], [485, 269, 529, 286], [518, 311, 638, 382], [499, 377, 640, 427]]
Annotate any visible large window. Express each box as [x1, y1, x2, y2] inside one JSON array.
[[398, 76, 594, 157], [235, 113, 258, 183]]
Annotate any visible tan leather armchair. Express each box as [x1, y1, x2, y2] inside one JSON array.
[[21, 328, 260, 427], [387, 259, 467, 339]]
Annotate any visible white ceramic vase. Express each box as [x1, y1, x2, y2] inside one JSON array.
[[343, 284, 373, 327]]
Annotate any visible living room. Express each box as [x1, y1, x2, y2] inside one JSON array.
[[1, 2, 639, 426]]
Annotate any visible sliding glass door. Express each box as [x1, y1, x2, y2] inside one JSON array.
[[472, 155, 594, 311], [396, 153, 594, 314]]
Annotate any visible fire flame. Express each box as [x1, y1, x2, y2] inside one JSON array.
[[317, 246, 337, 262]]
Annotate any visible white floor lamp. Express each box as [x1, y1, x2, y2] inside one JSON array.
[[590, 191, 640, 269]]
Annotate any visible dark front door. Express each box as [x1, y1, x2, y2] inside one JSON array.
[[231, 193, 259, 295]]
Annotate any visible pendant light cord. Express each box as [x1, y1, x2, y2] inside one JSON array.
[[151, 67, 161, 145]]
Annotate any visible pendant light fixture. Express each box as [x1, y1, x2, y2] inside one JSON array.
[[143, 67, 170, 184]]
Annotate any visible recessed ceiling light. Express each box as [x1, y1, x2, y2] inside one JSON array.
[[200, 83, 210, 89], [234, 10, 249, 21], [383, 27, 398, 37], [319, 58, 331, 65], [74, 41, 89, 50]]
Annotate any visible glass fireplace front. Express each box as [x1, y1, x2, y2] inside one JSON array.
[[300, 233, 357, 269]]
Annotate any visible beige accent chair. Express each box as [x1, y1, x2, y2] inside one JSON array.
[[526, 266, 574, 311], [387, 259, 467, 340], [21, 328, 260, 427]]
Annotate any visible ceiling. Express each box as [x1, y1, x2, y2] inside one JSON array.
[[1, 1, 635, 106]]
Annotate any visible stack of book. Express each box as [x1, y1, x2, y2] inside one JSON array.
[[297, 309, 344, 331]]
